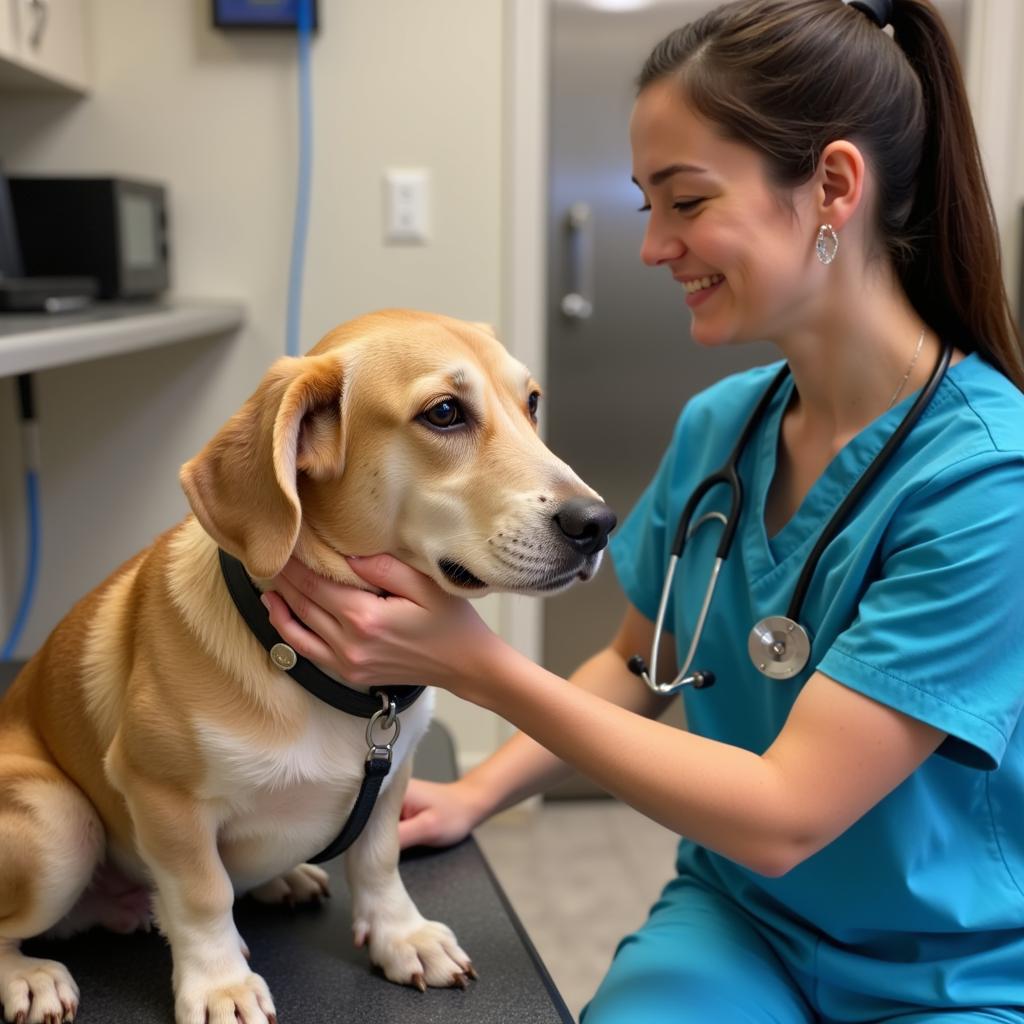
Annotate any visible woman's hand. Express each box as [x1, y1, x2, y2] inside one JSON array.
[[260, 554, 505, 699], [397, 777, 489, 850]]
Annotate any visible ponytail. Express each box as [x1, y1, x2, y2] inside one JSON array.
[[892, 0, 1024, 389]]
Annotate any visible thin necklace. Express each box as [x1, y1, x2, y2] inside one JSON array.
[[887, 326, 926, 409]]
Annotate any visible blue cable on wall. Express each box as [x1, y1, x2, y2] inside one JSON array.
[[285, 0, 314, 358], [1, 471, 40, 661], [3, 7, 314, 657], [2, 375, 41, 661]]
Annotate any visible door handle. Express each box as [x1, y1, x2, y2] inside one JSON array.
[[561, 201, 594, 320], [26, 0, 48, 50]]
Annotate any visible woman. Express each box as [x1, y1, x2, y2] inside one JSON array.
[[262, 1, 1024, 1019]]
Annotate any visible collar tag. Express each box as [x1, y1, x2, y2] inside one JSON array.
[[270, 642, 298, 670]]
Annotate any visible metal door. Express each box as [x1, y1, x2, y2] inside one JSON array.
[[543, 0, 772, 689]]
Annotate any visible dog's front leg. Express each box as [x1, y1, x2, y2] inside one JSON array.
[[345, 757, 475, 990], [121, 777, 276, 1024]]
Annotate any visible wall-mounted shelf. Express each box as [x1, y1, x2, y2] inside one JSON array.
[[0, 299, 245, 376]]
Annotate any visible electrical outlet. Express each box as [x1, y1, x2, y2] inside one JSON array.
[[384, 169, 430, 244]]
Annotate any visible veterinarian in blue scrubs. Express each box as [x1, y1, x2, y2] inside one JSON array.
[[597, 354, 1024, 1022], [262, 1, 1024, 1019]]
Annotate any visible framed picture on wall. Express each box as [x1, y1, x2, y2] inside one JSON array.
[[212, 0, 318, 31]]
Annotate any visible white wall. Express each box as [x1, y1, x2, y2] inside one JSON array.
[[0, 0, 512, 769], [965, 0, 1024, 324]]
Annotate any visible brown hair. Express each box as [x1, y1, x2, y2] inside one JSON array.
[[637, 0, 1024, 390]]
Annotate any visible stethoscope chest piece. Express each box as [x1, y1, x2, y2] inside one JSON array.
[[747, 616, 811, 679]]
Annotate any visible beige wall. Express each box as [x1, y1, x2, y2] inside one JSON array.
[[0, 0, 511, 768], [965, 0, 1024, 322]]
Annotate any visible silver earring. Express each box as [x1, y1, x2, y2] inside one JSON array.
[[815, 223, 839, 265]]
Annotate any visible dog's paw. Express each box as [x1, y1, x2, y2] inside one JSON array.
[[249, 864, 330, 907], [175, 970, 276, 1024], [359, 917, 476, 991], [0, 949, 79, 1024]]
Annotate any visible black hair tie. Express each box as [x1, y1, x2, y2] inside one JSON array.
[[846, 0, 893, 28]]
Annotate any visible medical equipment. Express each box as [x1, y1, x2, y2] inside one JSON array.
[[628, 339, 953, 694]]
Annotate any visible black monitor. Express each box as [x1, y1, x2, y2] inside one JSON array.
[[0, 169, 25, 279]]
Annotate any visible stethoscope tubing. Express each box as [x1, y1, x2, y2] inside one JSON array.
[[635, 339, 954, 694], [669, 365, 790, 562], [784, 339, 952, 621]]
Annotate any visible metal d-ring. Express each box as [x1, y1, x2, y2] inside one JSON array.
[[366, 694, 401, 758]]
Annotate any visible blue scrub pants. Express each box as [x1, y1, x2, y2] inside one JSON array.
[[579, 874, 1024, 1024]]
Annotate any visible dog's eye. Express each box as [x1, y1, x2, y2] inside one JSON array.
[[528, 391, 540, 422], [422, 399, 465, 429]]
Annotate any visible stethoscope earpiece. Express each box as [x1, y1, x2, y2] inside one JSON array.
[[626, 654, 648, 677]]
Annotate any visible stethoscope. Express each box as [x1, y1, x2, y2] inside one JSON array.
[[628, 340, 953, 695]]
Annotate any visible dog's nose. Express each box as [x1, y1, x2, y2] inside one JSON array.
[[553, 498, 617, 556]]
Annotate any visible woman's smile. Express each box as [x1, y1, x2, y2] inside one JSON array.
[[675, 272, 725, 307]]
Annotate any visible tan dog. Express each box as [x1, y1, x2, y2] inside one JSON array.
[[0, 309, 615, 1024]]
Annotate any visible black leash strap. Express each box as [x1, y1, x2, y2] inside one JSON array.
[[218, 549, 425, 860], [309, 749, 392, 863], [308, 691, 403, 862]]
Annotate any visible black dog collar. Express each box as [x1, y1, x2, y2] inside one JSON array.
[[218, 549, 426, 862], [218, 549, 425, 717]]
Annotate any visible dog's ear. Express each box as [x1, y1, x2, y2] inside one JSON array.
[[472, 321, 498, 338], [180, 353, 345, 578]]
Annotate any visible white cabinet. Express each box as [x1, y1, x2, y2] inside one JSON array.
[[0, 0, 90, 94], [0, 1, 16, 62]]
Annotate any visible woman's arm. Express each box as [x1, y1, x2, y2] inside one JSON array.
[[468, 647, 944, 875], [445, 604, 680, 825], [264, 555, 945, 875]]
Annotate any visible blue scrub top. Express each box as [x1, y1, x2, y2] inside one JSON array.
[[610, 352, 1024, 1008]]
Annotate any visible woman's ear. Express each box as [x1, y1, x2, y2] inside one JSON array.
[[817, 140, 867, 233]]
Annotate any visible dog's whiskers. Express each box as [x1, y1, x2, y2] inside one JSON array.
[[492, 549, 553, 571]]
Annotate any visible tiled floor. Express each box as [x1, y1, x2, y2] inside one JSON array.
[[474, 798, 680, 1022]]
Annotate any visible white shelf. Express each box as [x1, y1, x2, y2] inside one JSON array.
[[0, 299, 245, 376]]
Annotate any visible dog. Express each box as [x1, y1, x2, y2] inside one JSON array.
[[0, 309, 615, 1024]]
